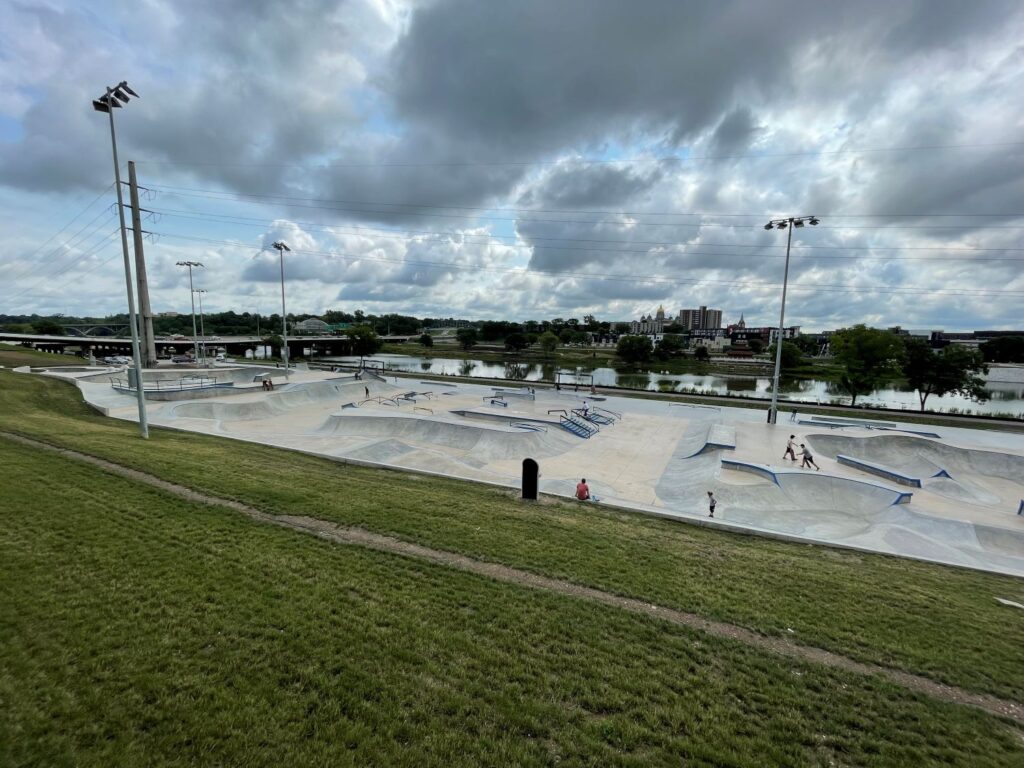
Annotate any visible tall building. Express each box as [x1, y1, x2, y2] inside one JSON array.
[[677, 306, 722, 330]]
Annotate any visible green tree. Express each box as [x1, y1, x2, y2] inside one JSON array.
[[658, 334, 685, 355], [349, 325, 382, 359], [32, 319, 65, 335], [748, 338, 764, 355], [766, 341, 803, 370], [903, 338, 989, 412], [831, 325, 904, 406], [979, 336, 1024, 364], [418, 333, 434, 348], [616, 335, 653, 364], [504, 332, 529, 352], [693, 345, 710, 362], [538, 331, 559, 354], [456, 328, 478, 351], [261, 334, 284, 359]]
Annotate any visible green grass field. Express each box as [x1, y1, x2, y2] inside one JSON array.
[[1, 369, 1023, 764]]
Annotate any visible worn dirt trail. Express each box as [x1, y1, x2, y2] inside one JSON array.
[[4, 430, 1022, 726]]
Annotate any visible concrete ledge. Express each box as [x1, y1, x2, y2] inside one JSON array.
[[721, 458, 914, 505], [706, 424, 736, 452], [836, 454, 923, 487]]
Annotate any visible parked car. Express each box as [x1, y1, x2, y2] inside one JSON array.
[[171, 355, 193, 364]]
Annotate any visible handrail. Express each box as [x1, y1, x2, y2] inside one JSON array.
[[413, 406, 434, 414], [594, 405, 622, 420], [109, 375, 219, 393], [547, 409, 567, 416]]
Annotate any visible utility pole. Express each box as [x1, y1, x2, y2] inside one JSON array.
[[128, 161, 157, 367], [194, 288, 208, 366], [176, 261, 204, 363]]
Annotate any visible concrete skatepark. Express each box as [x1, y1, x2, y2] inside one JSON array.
[[27, 363, 1024, 577]]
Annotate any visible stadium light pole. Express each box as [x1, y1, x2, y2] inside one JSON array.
[[193, 288, 208, 366], [92, 80, 148, 438], [763, 215, 820, 424], [175, 261, 204, 363], [272, 241, 291, 371]]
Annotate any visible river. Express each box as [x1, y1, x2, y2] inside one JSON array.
[[322, 354, 1024, 418]]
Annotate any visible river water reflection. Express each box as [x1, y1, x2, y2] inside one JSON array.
[[325, 354, 1024, 417]]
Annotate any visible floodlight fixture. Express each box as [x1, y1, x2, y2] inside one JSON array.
[[119, 81, 139, 98], [271, 241, 292, 371], [93, 78, 147, 437], [762, 214, 822, 425]]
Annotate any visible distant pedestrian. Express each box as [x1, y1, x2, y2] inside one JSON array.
[[783, 435, 798, 461], [707, 491, 717, 518], [789, 409, 798, 423], [364, 385, 370, 399], [800, 444, 821, 471]]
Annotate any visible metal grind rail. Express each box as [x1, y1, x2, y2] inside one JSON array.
[[109, 375, 220, 392]]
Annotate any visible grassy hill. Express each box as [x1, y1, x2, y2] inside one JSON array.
[[1, 368, 1022, 765]]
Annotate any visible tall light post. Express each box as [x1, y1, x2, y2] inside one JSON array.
[[92, 80, 148, 438], [194, 288, 208, 366], [272, 241, 291, 371], [176, 261, 204, 363], [763, 215, 819, 424]]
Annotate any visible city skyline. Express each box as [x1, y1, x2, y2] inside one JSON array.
[[1, 1, 1023, 330]]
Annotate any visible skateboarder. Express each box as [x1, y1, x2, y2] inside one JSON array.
[[783, 435, 798, 461], [707, 490, 717, 518], [800, 444, 821, 471], [581, 400, 589, 417]]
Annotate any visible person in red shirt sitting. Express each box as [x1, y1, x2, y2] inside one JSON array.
[[575, 478, 591, 501]]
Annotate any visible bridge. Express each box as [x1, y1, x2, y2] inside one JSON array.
[[61, 323, 130, 337], [0, 331, 376, 360]]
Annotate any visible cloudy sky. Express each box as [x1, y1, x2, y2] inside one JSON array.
[[2, 0, 1023, 331]]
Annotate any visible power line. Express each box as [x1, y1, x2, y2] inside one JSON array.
[[2, 229, 121, 303], [141, 184, 1024, 219], [133, 139, 1024, 168], [152, 232, 1024, 298], [5, 243, 123, 309], [148, 186, 1024, 231], [7, 194, 116, 283], [149, 208, 1024, 262]]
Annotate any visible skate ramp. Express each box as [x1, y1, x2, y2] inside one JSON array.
[[316, 411, 573, 460], [170, 379, 366, 422], [808, 434, 1024, 509]]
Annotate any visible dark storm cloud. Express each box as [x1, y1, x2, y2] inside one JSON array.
[[708, 107, 762, 157], [517, 162, 666, 210]]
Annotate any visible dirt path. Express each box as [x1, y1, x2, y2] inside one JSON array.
[[4, 430, 1022, 726]]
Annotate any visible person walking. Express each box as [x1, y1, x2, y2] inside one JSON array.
[[707, 491, 717, 518], [364, 385, 370, 399], [783, 435, 798, 461], [800, 444, 821, 471]]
